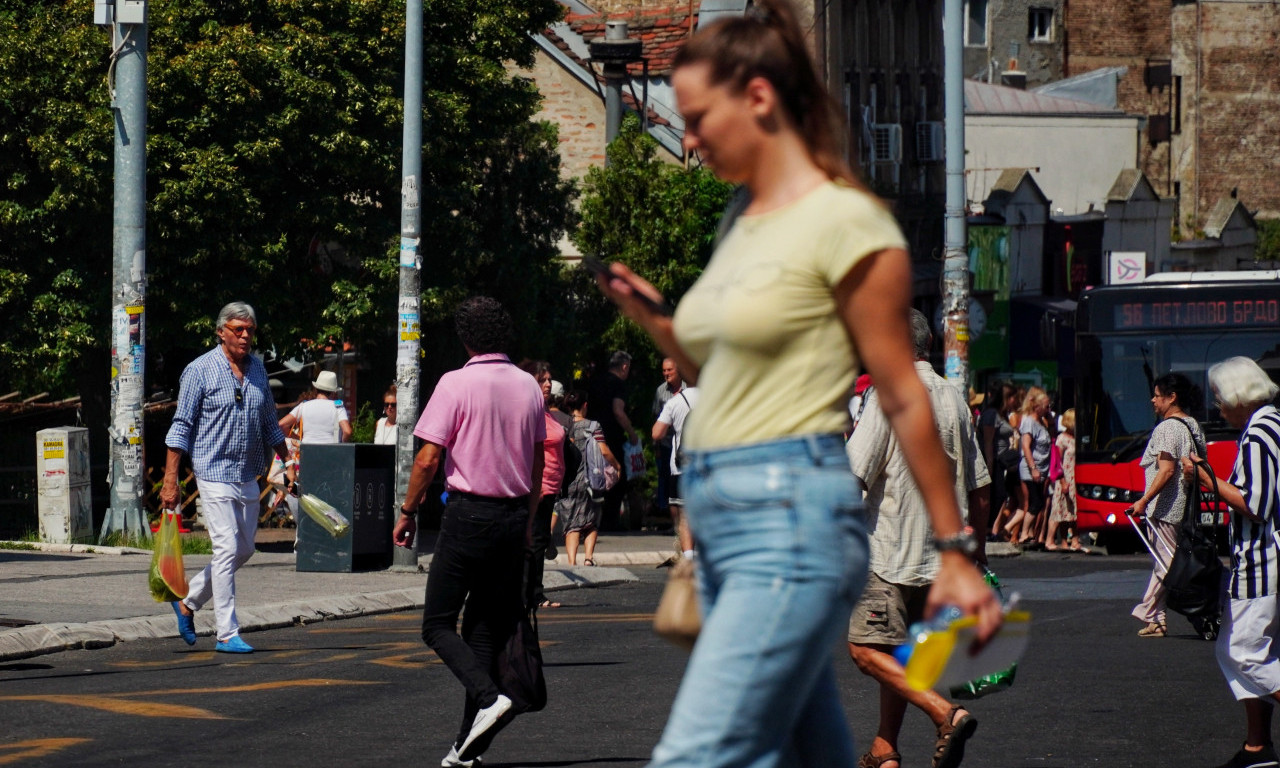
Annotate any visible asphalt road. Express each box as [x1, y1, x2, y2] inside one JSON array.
[[0, 553, 1250, 767]]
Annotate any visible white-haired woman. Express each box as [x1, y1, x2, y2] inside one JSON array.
[[1183, 356, 1280, 768]]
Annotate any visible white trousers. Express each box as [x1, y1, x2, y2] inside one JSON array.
[[1217, 594, 1280, 701], [182, 479, 258, 642]]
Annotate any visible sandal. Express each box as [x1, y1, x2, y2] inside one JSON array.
[[933, 706, 977, 768], [1137, 622, 1167, 637], [858, 750, 902, 768], [583, 558, 596, 566]]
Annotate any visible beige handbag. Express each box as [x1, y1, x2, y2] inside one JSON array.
[[653, 557, 701, 650]]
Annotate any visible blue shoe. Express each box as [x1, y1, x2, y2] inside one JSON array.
[[215, 636, 254, 654], [171, 602, 196, 645]]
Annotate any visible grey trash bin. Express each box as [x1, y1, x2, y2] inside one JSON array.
[[295, 443, 395, 572]]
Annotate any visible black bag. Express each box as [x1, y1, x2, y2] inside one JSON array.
[[1163, 437, 1223, 640], [497, 610, 547, 713], [997, 446, 1021, 470]]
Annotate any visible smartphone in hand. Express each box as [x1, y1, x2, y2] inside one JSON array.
[[582, 256, 674, 317]]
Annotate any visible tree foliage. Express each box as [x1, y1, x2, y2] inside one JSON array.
[[570, 114, 732, 389], [0, 0, 575, 399], [1257, 218, 1280, 264]]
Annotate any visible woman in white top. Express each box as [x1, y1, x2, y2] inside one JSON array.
[[278, 371, 351, 444], [374, 385, 398, 445]]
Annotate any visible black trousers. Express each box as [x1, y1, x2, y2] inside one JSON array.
[[524, 494, 555, 608], [421, 496, 527, 747]]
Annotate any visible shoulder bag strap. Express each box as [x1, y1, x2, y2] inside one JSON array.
[[1170, 417, 1218, 533]]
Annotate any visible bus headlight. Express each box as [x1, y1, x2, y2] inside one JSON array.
[[1105, 487, 1120, 501]]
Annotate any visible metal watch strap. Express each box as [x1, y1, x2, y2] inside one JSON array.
[[933, 530, 977, 554]]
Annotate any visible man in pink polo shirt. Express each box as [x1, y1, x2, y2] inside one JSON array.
[[393, 296, 546, 767]]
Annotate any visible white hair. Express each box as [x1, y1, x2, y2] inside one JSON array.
[[1208, 356, 1279, 409], [216, 302, 256, 330]]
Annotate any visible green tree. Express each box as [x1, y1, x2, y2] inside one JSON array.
[[0, 0, 575, 401], [1257, 219, 1280, 264], [570, 114, 732, 389]]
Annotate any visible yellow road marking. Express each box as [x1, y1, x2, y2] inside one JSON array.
[[122, 678, 384, 697], [0, 695, 222, 720], [369, 653, 444, 669], [0, 679, 385, 721], [0, 738, 91, 765]]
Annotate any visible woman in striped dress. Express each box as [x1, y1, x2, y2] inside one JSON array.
[[1184, 356, 1280, 768]]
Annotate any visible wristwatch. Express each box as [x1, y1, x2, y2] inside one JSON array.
[[399, 506, 416, 517], [932, 530, 978, 556]]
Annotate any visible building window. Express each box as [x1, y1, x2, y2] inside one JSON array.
[[1028, 8, 1053, 43], [966, 0, 988, 47]]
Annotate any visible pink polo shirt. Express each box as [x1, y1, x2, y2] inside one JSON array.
[[541, 412, 567, 496], [414, 353, 547, 498]]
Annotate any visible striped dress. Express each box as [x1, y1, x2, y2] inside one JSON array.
[[1227, 405, 1280, 601]]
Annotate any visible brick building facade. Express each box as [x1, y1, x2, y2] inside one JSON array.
[[962, 0, 1065, 88], [1065, 0, 1280, 228]]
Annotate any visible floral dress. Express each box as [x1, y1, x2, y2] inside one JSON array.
[[1049, 432, 1076, 523]]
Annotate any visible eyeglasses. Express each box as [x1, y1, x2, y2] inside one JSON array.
[[224, 324, 256, 337], [384, 402, 397, 411], [234, 386, 243, 405]]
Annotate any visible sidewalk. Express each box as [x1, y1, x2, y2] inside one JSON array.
[[1, 527, 1020, 663], [0, 527, 673, 663]]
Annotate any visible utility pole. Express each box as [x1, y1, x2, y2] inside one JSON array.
[[393, 0, 423, 570], [941, 0, 971, 388], [96, 0, 150, 542]]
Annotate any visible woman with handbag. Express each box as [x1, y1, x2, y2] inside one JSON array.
[[1182, 357, 1280, 768], [1129, 372, 1206, 637], [593, 1, 1001, 763]]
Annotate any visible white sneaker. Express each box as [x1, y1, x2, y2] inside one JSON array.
[[457, 694, 512, 761], [440, 745, 483, 767]]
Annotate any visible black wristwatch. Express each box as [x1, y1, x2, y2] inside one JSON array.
[[932, 530, 978, 556], [400, 506, 417, 518]]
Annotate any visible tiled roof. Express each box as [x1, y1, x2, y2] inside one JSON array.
[[561, 6, 697, 77], [541, 5, 697, 130]]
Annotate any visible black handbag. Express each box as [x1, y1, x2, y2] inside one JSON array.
[[497, 609, 547, 713], [1162, 421, 1223, 639]]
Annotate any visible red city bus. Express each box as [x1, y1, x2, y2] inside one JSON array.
[[1074, 271, 1280, 550]]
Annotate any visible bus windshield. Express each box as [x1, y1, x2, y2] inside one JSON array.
[[1076, 330, 1280, 455]]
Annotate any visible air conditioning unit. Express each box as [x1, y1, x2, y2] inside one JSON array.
[[916, 121, 944, 163], [870, 123, 902, 164]]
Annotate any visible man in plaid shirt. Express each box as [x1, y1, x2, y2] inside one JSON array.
[[161, 301, 292, 654]]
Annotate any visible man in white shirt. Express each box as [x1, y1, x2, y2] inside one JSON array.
[[845, 309, 991, 768], [653, 379, 697, 560]]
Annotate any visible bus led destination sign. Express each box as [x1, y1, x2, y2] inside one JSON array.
[[1117, 299, 1280, 330]]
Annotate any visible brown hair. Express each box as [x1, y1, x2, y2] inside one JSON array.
[[673, 0, 864, 188]]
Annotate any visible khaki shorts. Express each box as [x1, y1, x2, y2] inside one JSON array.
[[847, 571, 931, 645]]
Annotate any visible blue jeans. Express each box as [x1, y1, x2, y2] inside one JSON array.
[[649, 434, 869, 768]]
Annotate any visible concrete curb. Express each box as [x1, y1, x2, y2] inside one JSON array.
[[0, 568, 638, 663], [0, 541, 150, 556]]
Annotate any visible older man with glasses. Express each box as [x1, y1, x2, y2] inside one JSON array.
[[161, 301, 293, 654]]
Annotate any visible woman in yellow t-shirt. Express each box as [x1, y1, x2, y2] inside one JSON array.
[[595, 1, 1001, 765]]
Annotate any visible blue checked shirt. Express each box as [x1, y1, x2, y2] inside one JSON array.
[[165, 346, 286, 483]]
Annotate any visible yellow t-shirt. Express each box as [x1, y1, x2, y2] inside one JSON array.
[[673, 181, 908, 450]]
